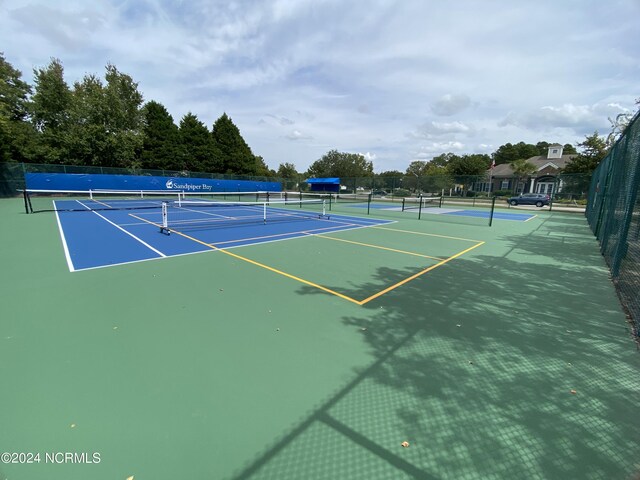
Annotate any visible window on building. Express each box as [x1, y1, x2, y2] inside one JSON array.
[[537, 182, 554, 194], [500, 180, 510, 190], [474, 182, 490, 192]]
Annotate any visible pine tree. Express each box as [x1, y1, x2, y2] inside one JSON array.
[[179, 113, 220, 173], [141, 101, 180, 170], [211, 113, 256, 175]]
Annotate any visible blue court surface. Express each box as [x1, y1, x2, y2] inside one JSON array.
[[54, 200, 393, 271]]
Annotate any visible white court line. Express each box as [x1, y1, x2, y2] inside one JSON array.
[[75, 200, 166, 258], [53, 202, 76, 272], [71, 219, 397, 272]]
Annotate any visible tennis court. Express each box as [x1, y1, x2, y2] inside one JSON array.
[[1, 193, 638, 480]]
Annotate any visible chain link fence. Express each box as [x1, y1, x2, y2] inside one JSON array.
[[586, 110, 640, 339]]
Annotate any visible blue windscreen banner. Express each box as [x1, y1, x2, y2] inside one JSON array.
[[25, 173, 282, 193]]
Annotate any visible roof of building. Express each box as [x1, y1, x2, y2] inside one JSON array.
[[491, 154, 577, 176]]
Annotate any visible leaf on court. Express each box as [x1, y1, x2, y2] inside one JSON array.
[[126, 476, 134, 480], [570, 389, 577, 394], [401, 441, 410, 448]]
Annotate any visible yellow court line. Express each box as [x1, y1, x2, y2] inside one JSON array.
[[316, 235, 445, 261], [371, 225, 482, 243], [129, 213, 482, 306], [128, 213, 362, 305], [358, 241, 485, 305], [216, 247, 362, 305]]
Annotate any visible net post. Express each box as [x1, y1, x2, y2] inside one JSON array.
[[89, 189, 94, 200], [439, 195, 443, 208], [263, 202, 267, 224], [322, 199, 326, 217], [160, 201, 169, 234], [23, 190, 30, 214], [367, 193, 371, 215], [402, 197, 406, 212], [418, 195, 423, 220], [488, 196, 496, 227]]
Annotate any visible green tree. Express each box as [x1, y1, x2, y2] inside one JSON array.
[[375, 170, 404, 192], [179, 112, 219, 172], [425, 163, 454, 192], [277, 162, 299, 190], [254, 156, 274, 177], [447, 154, 491, 195], [102, 64, 144, 168], [563, 143, 577, 154], [0, 53, 34, 162], [65, 74, 106, 165], [306, 150, 374, 178], [492, 142, 539, 165], [510, 158, 538, 194], [211, 113, 257, 175], [431, 152, 459, 167], [404, 161, 429, 192], [65, 65, 144, 168], [30, 58, 72, 163], [562, 131, 608, 174], [277, 162, 299, 178], [535, 141, 550, 155], [31, 58, 71, 132], [447, 154, 491, 176], [141, 100, 180, 170]]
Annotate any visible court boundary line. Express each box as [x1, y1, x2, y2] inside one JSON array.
[[315, 234, 445, 261], [76, 200, 167, 258], [132, 215, 484, 305], [155, 224, 363, 305], [358, 240, 485, 304], [371, 225, 482, 243], [70, 211, 482, 304], [53, 203, 75, 272], [69, 216, 393, 273]]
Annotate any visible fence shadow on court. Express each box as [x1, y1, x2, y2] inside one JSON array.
[[230, 218, 639, 480]]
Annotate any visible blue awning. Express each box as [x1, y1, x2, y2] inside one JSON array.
[[304, 178, 340, 185]]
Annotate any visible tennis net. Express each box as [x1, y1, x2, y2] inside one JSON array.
[[22, 189, 279, 213], [401, 196, 441, 212], [159, 198, 328, 234]]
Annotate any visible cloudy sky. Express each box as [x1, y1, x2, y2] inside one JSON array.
[[1, 0, 638, 172]]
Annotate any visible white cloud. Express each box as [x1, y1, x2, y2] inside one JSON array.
[[285, 129, 312, 141], [499, 102, 631, 134], [431, 94, 471, 116], [412, 120, 473, 138], [0, 0, 638, 171]]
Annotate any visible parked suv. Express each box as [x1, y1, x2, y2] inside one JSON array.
[[508, 193, 550, 207]]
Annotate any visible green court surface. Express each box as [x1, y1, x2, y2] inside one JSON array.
[[1, 197, 639, 480]]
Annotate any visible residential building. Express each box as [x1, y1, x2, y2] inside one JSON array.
[[482, 144, 577, 194]]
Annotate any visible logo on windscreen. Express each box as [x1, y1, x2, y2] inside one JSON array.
[[166, 179, 174, 189]]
